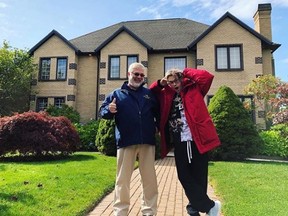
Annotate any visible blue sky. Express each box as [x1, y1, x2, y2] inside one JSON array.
[[0, 0, 287, 81]]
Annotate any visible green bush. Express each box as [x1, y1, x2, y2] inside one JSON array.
[[74, 120, 100, 151], [271, 123, 288, 137], [46, 104, 80, 123], [259, 123, 288, 158], [95, 119, 117, 156], [0, 111, 80, 157], [208, 85, 263, 161]]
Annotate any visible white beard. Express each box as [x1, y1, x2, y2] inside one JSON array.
[[129, 77, 144, 89]]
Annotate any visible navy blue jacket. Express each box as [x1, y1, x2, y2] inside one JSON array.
[[99, 82, 159, 149]]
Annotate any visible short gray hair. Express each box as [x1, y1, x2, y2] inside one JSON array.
[[128, 62, 146, 73]]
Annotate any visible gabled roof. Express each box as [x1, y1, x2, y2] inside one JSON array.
[[31, 14, 280, 55], [69, 18, 210, 53], [29, 30, 80, 55], [94, 25, 153, 52], [188, 12, 281, 52]]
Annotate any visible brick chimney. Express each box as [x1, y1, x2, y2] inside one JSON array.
[[253, 3, 272, 40]]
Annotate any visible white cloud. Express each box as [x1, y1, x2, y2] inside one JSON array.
[[271, 0, 288, 7], [0, 2, 7, 8], [137, 6, 163, 19], [138, 0, 288, 22], [170, 0, 265, 20], [171, 0, 198, 7], [137, 0, 171, 19]]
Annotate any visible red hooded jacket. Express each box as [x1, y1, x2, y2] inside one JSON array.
[[150, 68, 221, 158]]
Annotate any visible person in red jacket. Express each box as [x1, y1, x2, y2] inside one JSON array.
[[150, 68, 221, 216]]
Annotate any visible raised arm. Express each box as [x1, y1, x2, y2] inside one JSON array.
[[183, 68, 214, 96]]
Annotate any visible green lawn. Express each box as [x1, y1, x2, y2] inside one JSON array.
[[0, 152, 116, 216], [208, 160, 288, 216], [1, 152, 287, 216]]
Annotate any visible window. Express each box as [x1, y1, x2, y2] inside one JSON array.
[[39, 57, 68, 80], [40, 58, 51, 80], [36, 98, 48, 111], [127, 56, 138, 70], [56, 58, 67, 80], [54, 97, 65, 108], [215, 45, 243, 71], [109, 56, 120, 79], [164, 57, 186, 74]]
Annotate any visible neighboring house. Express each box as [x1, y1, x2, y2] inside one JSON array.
[[29, 3, 280, 128]]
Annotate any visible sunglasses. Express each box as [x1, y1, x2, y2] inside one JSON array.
[[132, 72, 145, 77]]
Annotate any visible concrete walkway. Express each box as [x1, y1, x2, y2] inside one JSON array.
[[88, 156, 223, 216]]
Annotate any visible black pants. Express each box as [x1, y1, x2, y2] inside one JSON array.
[[174, 140, 214, 213]]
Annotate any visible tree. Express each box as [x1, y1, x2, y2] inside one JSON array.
[[269, 82, 288, 124], [0, 41, 36, 117], [0, 111, 80, 157], [46, 104, 80, 123], [208, 85, 263, 161], [244, 75, 288, 126], [95, 119, 117, 156]]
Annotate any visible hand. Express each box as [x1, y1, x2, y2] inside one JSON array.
[[160, 77, 168, 86], [109, 98, 117, 113]]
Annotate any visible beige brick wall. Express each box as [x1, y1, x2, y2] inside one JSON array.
[[31, 21, 273, 128], [196, 18, 271, 128], [262, 49, 273, 75], [98, 31, 148, 107], [76, 55, 98, 122], [31, 35, 78, 109], [33, 35, 78, 65], [197, 18, 264, 95], [254, 10, 272, 40]]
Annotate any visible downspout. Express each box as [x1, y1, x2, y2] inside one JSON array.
[[95, 53, 101, 120]]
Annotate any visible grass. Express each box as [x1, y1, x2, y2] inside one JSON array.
[[208, 160, 288, 216], [0, 152, 116, 216], [1, 152, 287, 216]]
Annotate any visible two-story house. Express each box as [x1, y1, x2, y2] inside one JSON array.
[[29, 3, 280, 128]]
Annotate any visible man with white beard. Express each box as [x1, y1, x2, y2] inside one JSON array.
[[99, 62, 159, 216]]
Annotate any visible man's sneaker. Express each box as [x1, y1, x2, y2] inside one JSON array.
[[207, 200, 221, 216]]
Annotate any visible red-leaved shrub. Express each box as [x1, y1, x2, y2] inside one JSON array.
[[0, 111, 80, 157]]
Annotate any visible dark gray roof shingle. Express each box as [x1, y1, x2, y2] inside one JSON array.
[[69, 18, 210, 53]]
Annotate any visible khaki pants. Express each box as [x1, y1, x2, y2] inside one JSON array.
[[113, 144, 158, 216]]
